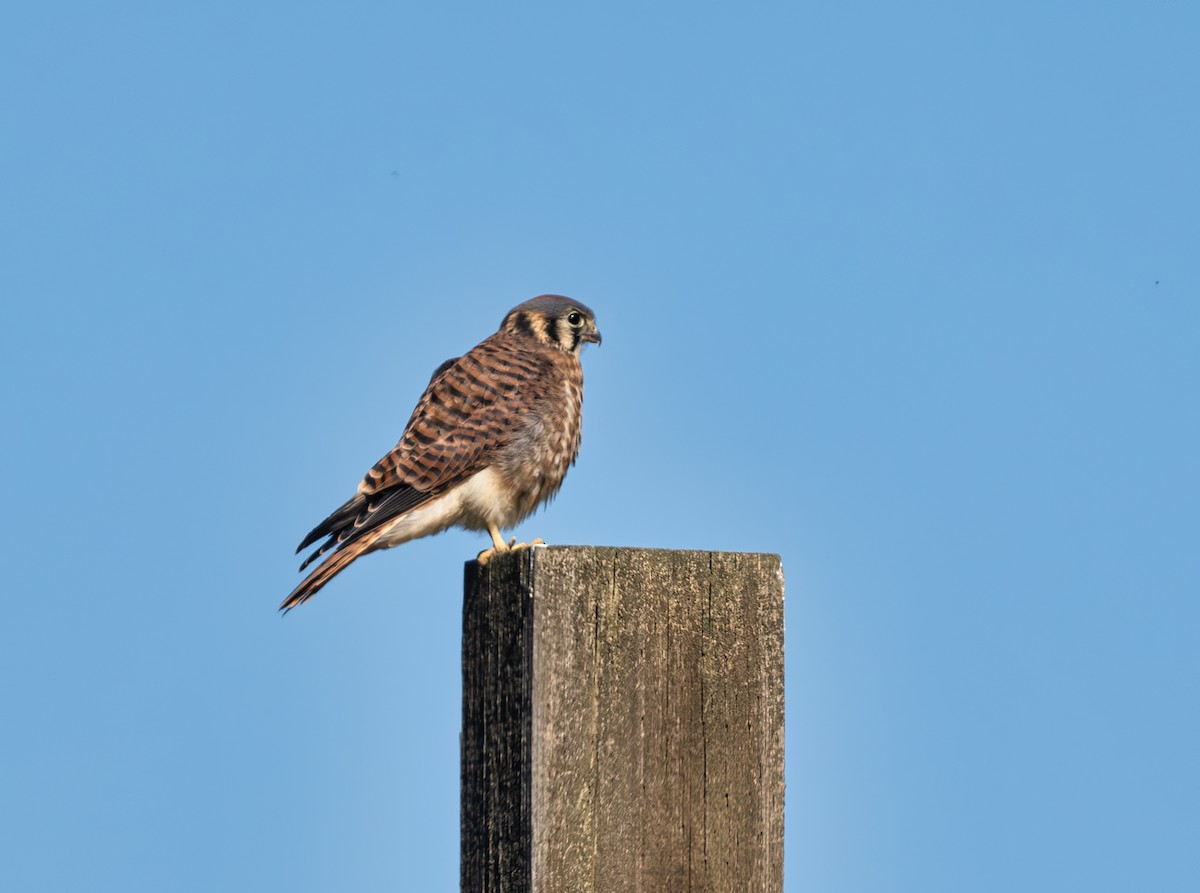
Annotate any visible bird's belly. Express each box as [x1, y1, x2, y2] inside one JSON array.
[[455, 466, 527, 530]]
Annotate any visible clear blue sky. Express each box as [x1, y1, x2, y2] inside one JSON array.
[[2, 2, 1197, 891]]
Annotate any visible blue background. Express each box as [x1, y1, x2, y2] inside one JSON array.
[[3, 2, 1197, 890]]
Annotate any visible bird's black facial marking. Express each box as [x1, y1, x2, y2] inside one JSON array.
[[514, 312, 535, 339]]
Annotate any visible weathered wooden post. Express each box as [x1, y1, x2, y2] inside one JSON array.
[[461, 546, 784, 893]]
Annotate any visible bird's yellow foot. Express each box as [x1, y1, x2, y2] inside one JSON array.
[[507, 537, 545, 551], [476, 538, 545, 566]]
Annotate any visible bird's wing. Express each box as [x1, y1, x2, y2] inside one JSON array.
[[293, 335, 555, 569], [359, 335, 554, 496], [292, 355, 463, 559]]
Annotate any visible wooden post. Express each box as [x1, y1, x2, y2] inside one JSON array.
[[461, 546, 784, 893]]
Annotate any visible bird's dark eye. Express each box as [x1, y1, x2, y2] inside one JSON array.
[[566, 311, 584, 327]]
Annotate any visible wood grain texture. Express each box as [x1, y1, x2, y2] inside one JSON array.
[[461, 546, 784, 893]]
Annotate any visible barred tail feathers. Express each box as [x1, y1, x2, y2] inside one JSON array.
[[279, 527, 385, 613]]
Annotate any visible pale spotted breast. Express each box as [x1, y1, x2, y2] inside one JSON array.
[[493, 349, 585, 522]]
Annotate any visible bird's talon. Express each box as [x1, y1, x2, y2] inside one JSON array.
[[507, 538, 545, 553]]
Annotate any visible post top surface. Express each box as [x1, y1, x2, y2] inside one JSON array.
[[466, 544, 782, 571]]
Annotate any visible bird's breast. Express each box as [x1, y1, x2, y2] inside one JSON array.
[[493, 371, 584, 525]]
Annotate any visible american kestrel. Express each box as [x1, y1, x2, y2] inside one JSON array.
[[280, 294, 601, 612]]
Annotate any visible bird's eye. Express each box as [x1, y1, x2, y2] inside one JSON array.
[[566, 311, 584, 327]]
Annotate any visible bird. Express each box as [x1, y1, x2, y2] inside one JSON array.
[[280, 294, 601, 612]]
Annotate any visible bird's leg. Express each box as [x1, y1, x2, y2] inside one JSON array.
[[488, 524, 508, 551], [476, 524, 511, 566]]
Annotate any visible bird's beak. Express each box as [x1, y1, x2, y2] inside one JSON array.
[[581, 324, 602, 346]]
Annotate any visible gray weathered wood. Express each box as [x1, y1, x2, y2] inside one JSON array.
[[461, 546, 784, 893]]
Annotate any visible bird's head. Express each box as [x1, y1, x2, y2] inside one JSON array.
[[501, 295, 601, 355]]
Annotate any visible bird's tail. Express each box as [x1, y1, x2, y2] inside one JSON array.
[[279, 527, 386, 614]]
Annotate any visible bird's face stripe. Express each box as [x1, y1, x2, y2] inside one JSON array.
[[514, 312, 535, 339]]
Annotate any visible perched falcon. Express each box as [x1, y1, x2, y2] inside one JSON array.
[[280, 295, 601, 612]]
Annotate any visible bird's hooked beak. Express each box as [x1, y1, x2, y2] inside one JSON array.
[[581, 322, 602, 346]]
